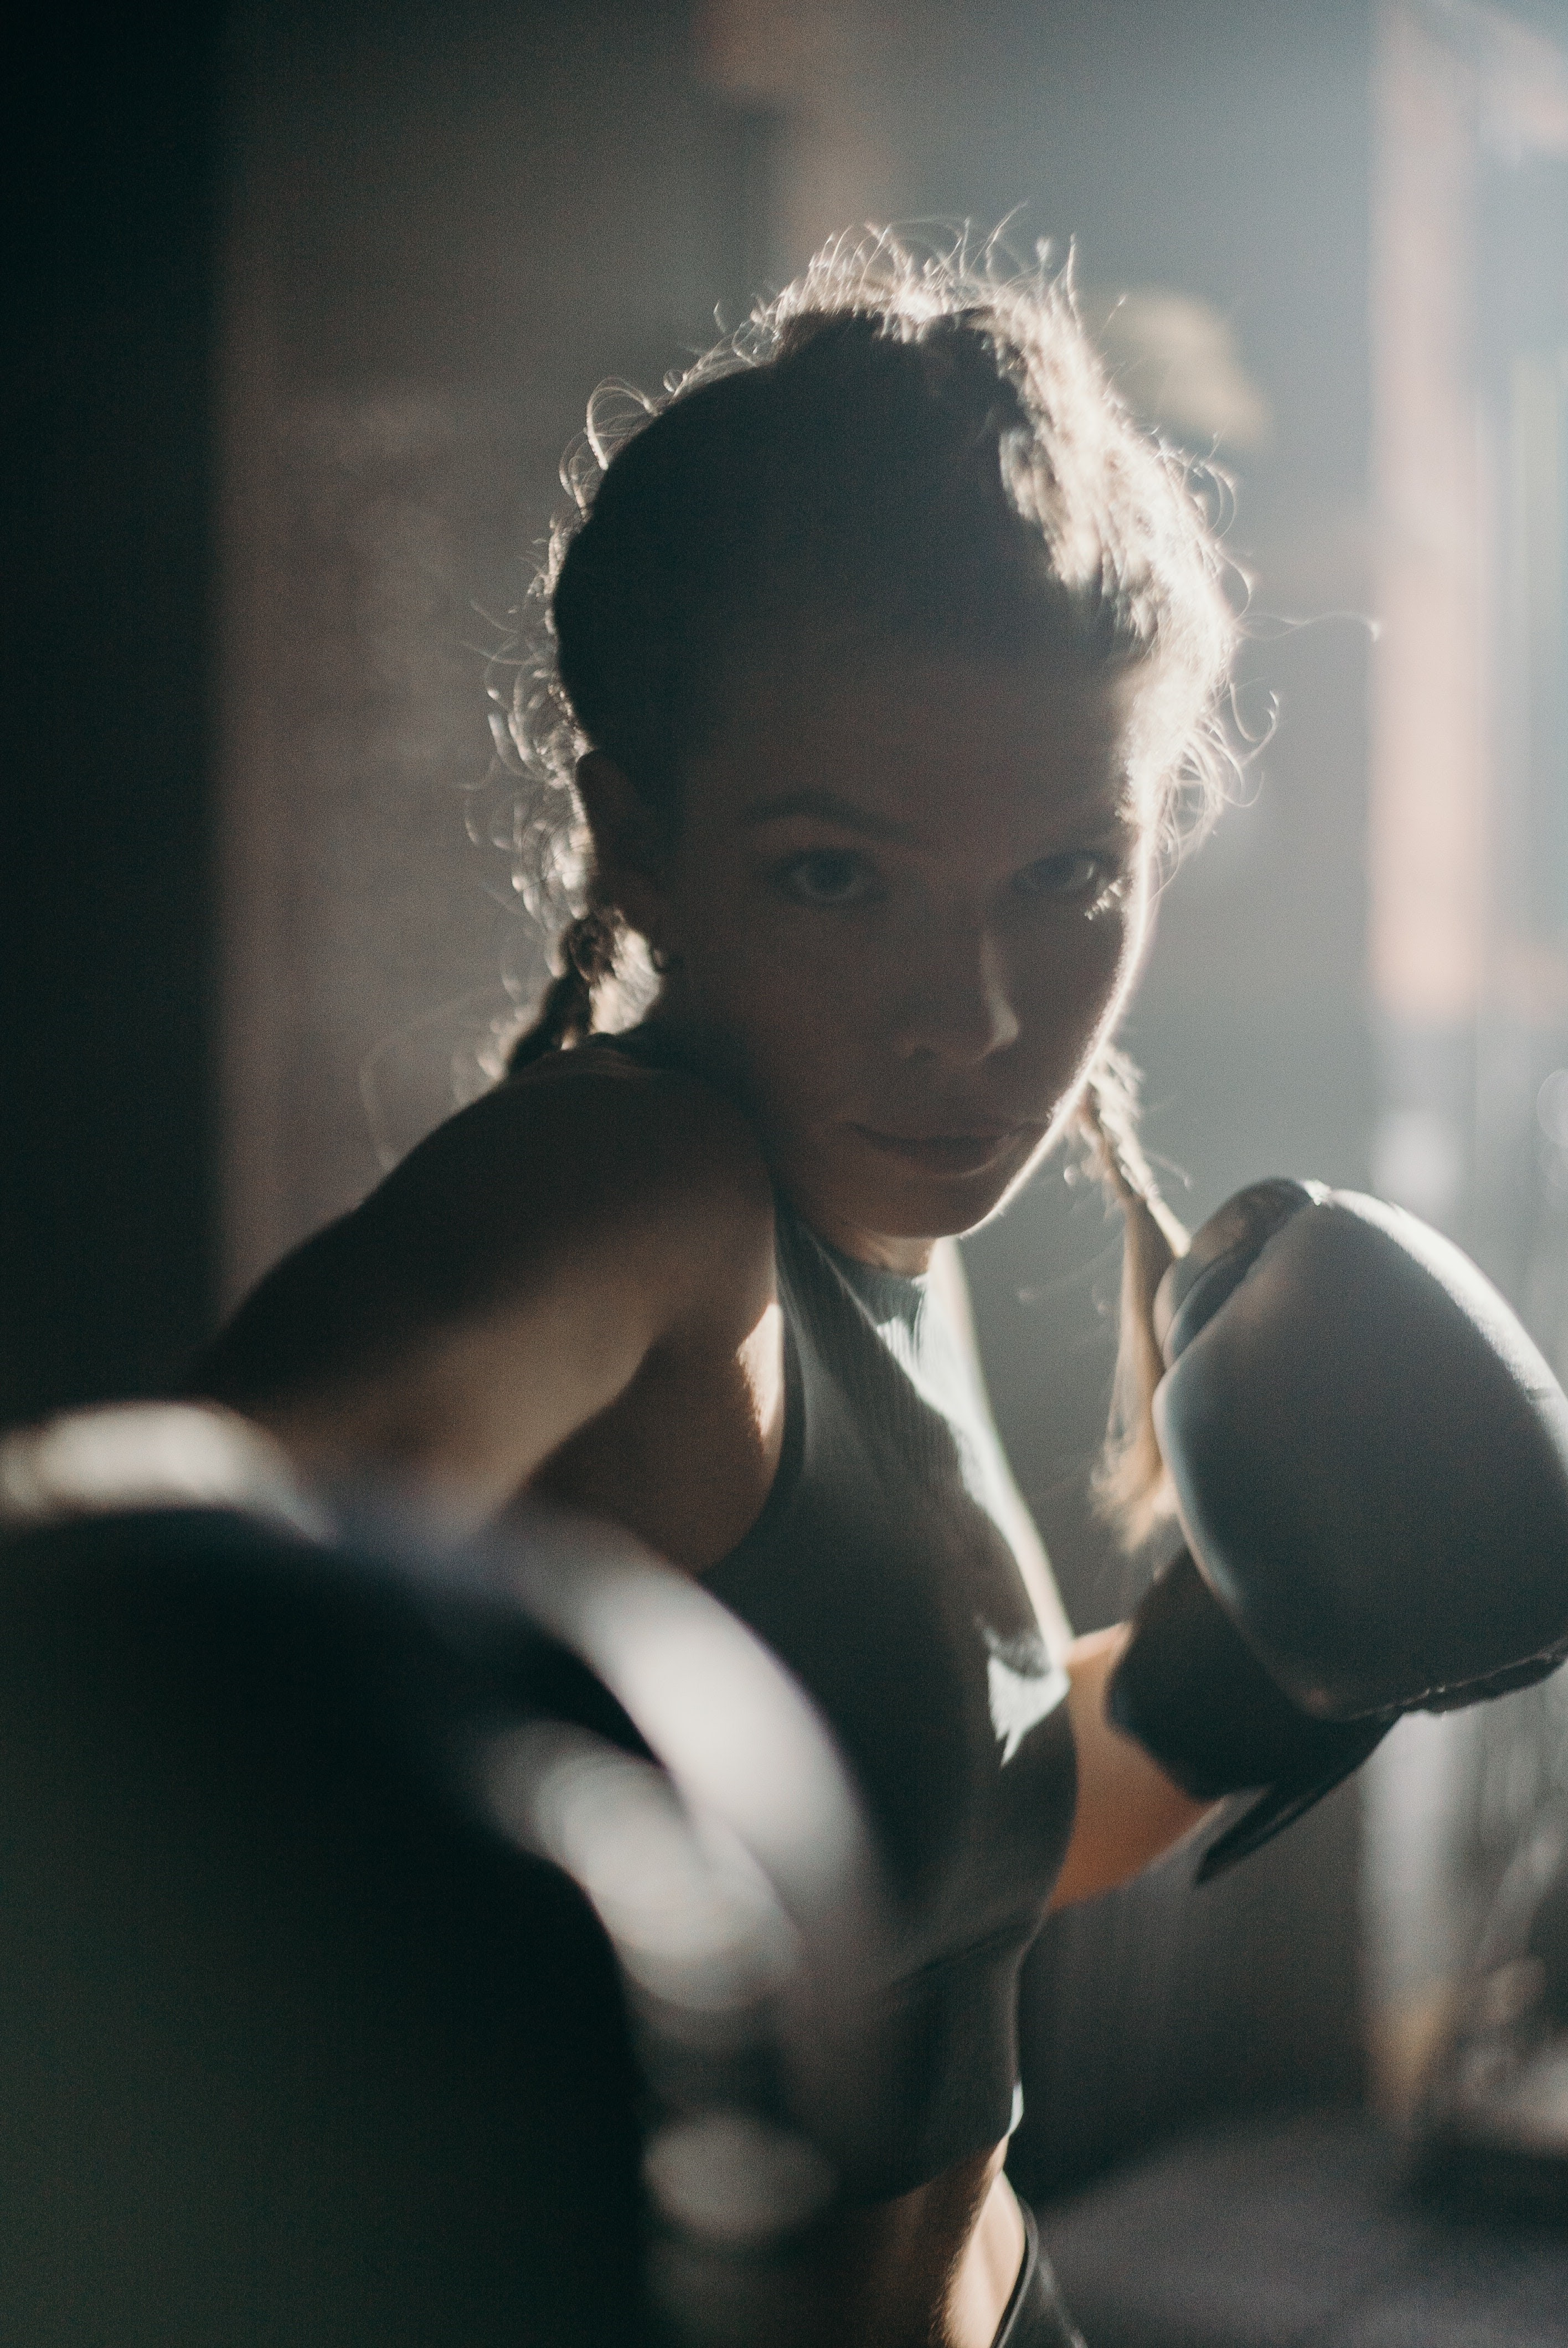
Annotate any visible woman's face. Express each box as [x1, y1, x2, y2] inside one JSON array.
[[595, 647, 1155, 1271]]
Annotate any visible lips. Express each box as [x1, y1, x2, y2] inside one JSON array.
[[848, 1124, 1035, 1178]]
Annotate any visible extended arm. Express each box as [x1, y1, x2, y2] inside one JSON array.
[[193, 1058, 775, 1529]]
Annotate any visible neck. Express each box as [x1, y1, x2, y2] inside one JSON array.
[[798, 1209, 935, 1276]]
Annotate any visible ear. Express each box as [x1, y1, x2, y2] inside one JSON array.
[[575, 750, 670, 939]]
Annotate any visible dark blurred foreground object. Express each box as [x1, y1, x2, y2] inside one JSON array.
[[1037, 2107, 1568, 2348], [1108, 1181, 1568, 1880], [0, 1404, 881, 2348], [1417, 1788, 1568, 2215]]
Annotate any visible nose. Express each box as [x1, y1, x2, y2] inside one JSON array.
[[891, 923, 1022, 1066]]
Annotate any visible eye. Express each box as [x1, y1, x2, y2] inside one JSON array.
[[1015, 851, 1121, 907], [774, 849, 885, 909]]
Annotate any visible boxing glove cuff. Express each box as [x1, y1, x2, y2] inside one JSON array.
[[1107, 1546, 1391, 1882]]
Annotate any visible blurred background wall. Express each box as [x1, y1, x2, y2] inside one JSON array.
[[4, 3, 225, 1421], [7, 0, 1568, 2197], [214, 0, 1383, 1602]]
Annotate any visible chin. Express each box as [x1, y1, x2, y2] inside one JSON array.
[[955, 1157, 1053, 1236], [863, 1143, 1051, 1244]]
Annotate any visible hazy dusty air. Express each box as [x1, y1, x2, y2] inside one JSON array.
[[10, 3, 1568, 2342], [199, 17, 1376, 2193]]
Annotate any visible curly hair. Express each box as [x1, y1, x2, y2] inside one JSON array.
[[486, 227, 1242, 1541]]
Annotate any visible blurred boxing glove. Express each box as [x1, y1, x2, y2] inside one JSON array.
[[1106, 1180, 1568, 1881], [0, 1403, 881, 2348]]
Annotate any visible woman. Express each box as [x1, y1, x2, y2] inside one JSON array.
[[197, 237, 1236, 2347]]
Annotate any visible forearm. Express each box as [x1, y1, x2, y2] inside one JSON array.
[[1048, 1625, 1216, 1911]]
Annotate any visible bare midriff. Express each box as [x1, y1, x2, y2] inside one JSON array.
[[788, 2138, 1024, 2348]]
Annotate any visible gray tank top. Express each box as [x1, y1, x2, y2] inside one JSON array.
[[594, 1028, 1079, 2195], [705, 1193, 1078, 2197]]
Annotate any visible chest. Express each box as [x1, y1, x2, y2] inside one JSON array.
[[699, 1234, 1079, 2197], [707, 1275, 1075, 1939], [537, 1219, 1076, 1940]]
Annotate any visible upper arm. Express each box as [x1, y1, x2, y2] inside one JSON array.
[[193, 1058, 776, 1521]]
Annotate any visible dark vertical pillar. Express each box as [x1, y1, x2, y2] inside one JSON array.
[[0, 3, 224, 1421]]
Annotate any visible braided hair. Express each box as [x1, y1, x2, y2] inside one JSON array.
[[499, 231, 1237, 1539]]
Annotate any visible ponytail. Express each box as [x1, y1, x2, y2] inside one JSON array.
[[1076, 1048, 1189, 1549], [506, 906, 623, 1075]]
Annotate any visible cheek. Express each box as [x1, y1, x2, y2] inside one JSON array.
[[671, 868, 866, 1075], [1014, 903, 1144, 1061], [733, 920, 876, 1080]]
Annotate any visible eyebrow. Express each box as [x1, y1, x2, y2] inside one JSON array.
[[739, 783, 1137, 845], [738, 790, 922, 843]]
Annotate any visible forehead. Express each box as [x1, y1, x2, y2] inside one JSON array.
[[688, 649, 1139, 849]]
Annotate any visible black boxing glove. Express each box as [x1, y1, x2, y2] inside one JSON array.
[[1107, 1180, 1568, 1880]]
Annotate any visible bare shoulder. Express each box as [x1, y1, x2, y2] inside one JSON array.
[[195, 1044, 777, 1508], [342, 1042, 776, 1337], [503, 1039, 765, 1183], [408, 1042, 765, 1218]]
